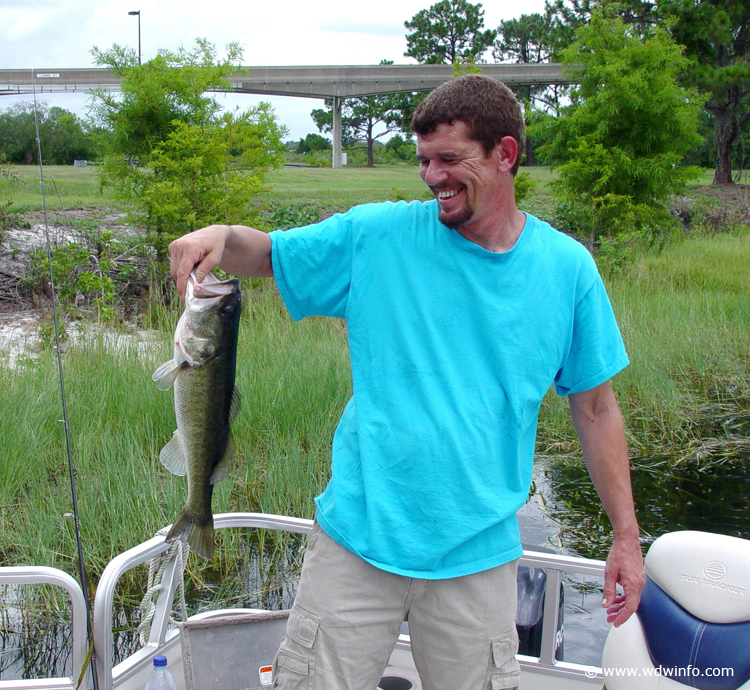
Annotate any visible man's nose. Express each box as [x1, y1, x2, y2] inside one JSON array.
[[421, 160, 447, 186]]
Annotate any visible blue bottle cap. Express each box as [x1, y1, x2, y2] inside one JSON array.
[[153, 655, 167, 667]]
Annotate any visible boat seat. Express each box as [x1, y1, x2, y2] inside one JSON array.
[[180, 609, 290, 690], [602, 531, 750, 690]]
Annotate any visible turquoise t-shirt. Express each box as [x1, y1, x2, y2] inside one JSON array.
[[270, 200, 628, 579]]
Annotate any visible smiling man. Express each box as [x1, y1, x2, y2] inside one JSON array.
[[168, 75, 645, 690]]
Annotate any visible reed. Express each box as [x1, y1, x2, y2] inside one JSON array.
[[536, 229, 750, 463]]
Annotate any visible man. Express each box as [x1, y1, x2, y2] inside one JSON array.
[[169, 75, 645, 690]]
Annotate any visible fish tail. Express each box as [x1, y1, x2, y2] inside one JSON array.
[[166, 509, 215, 560]]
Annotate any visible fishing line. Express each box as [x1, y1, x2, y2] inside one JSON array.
[[31, 68, 100, 690]]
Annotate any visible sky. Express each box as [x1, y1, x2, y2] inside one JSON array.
[[0, 0, 547, 141]]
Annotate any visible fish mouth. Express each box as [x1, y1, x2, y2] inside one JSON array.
[[187, 272, 240, 308]]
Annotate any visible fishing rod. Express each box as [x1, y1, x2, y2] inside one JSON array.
[[31, 68, 100, 690]]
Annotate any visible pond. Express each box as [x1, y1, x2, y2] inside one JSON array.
[[2, 452, 749, 681]]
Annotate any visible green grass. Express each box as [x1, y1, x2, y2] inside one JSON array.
[[258, 164, 557, 212], [1, 163, 559, 221], [0, 165, 120, 212], [259, 165, 431, 209], [537, 230, 750, 462]]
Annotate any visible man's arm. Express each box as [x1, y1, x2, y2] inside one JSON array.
[[168, 224, 273, 298], [568, 380, 645, 627]]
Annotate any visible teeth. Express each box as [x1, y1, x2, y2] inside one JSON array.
[[438, 190, 458, 200]]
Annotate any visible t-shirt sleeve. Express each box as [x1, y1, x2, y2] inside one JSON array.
[[553, 274, 629, 396], [270, 213, 353, 321]]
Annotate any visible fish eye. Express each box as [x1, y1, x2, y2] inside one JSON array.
[[221, 304, 235, 316]]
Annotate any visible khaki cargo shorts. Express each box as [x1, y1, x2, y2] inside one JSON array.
[[273, 522, 520, 690]]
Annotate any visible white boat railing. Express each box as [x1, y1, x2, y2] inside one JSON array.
[[0, 566, 89, 690], [1, 513, 607, 689], [92, 512, 607, 689], [92, 513, 312, 690], [514, 551, 606, 684]]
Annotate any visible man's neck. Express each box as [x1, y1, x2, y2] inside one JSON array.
[[458, 206, 527, 253]]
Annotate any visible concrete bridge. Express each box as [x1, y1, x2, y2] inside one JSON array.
[[0, 63, 571, 167]]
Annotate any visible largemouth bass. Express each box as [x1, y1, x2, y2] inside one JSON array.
[[152, 272, 242, 559]]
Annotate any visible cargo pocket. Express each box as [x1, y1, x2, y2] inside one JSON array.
[[273, 606, 320, 690], [489, 630, 521, 690]]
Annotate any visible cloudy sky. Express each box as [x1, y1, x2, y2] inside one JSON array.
[[0, 0, 546, 140]]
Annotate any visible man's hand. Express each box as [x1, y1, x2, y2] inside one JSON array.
[[168, 225, 230, 299], [168, 224, 273, 299], [602, 534, 645, 627]]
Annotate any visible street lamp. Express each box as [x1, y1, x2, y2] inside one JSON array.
[[128, 10, 141, 65]]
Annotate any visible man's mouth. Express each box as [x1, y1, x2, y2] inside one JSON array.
[[435, 188, 462, 201]]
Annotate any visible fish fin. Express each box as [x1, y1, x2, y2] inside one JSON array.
[[210, 432, 234, 485], [166, 510, 215, 560], [228, 386, 242, 424], [152, 360, 182, 391], [159, 431, 188, 476]]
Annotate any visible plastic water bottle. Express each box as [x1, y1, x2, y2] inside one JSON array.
[[144, 655, 177, 690]]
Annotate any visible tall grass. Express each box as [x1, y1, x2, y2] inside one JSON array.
[[537, 229, 750, 463], [0, 282, 350, 575], [5, 229, 748, 575]]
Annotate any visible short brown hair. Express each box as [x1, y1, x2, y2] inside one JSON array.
[[412, 75, 525, 175]]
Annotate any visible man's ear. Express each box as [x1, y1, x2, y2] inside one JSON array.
[[495, 136, 519, 173]]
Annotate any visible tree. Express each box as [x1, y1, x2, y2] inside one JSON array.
[[544, 0, 596, 49], [404, 0, 496, 64], [656, 0, 750, 185], [547, 0, 750, 185], [0, 102, 98, 165], [90, 39, 242, 160], [536, 12, 703, 247], [383, 134, 417, 163], [0, 103, 37, 165], [494, 12, 560, 165], [495, 13, 554, 65], [90, 40, 286, 257], [311, 93, 408, 167], [44, 107, 100, 164], [297, 133, 331, 154]]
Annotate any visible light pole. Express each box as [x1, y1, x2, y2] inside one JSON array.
[[128, 10, 141, 65]]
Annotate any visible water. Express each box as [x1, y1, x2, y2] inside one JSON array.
[[3, 453, 749, 680], [517, 463, 609, 666], [0, 584, 75, 681], [523, 453, 750, 665], [539, 454, 750, 555]]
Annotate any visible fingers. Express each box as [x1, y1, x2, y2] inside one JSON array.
[[604, 593, 630, 626], [601, 570, 617, 610], [168, 226, 227, 299], [601, 536, 645, 627], [602, 583, 639, 627]]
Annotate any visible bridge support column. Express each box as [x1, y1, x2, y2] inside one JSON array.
[[332, 96, 342, 169]]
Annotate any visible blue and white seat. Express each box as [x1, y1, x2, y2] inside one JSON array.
[[602, 530, 750, 690]]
